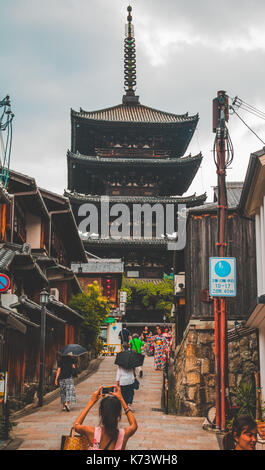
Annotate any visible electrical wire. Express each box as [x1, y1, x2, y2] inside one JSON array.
[[231, 96, 265, 119], [4, 120, 12, 188], [238, 99, 265, 117], [213, 126, 234, 170], [0, 95, 14, 188], [230, 105, 265, 145], [239, 108, 265, 121]]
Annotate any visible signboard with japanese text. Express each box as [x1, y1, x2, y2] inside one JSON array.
[[0, 371, 8, 403], [209, 257, 236, 297], [119, 291, 127, 303]]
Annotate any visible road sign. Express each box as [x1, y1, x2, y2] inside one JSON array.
[[209, 257, 236, 297], [0, 274, 10, 293]]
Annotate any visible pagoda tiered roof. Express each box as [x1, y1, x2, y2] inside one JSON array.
[[65, 190, 207, 207], [67, 150, 202, 167], [70, 103, 199, 158], [67, 150, 202, 196], [71, 104, 198, 125]]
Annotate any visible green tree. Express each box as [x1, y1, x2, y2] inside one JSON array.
[[69, 282, 110, 351], [121, 278, 173, 318]]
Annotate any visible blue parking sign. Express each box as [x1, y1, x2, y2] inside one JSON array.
[[209, 257, 236, 297]]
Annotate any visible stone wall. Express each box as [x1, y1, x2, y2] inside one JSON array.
[[228, 329, 258, 389], [172, 320, 259, 417]]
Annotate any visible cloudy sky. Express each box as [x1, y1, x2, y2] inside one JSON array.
[[1, 0, 265, 201]]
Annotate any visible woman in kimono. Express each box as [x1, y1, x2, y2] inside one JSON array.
[[151, 327, 167, 370], [162, 327, 173, 360]]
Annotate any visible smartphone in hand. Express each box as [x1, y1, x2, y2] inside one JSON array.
[[102, 386, 116, 394]]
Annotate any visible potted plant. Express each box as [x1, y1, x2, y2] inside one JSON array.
[[234, 381, 256, 419]]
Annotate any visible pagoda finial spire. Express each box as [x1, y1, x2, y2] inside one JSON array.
[[123, 5, 139, 104]]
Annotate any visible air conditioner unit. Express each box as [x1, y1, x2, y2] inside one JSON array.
[[50, 288, 59, 301], [1, 294, 18, 309], [174, 273, 185, 294]]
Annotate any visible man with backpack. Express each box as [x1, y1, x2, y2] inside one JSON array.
[[129, 333, 145, 378]]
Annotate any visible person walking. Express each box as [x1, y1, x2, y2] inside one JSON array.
[[146, 330, 154, 356], [150, 327, 168, 370], [73, 386, 137, 450], [162, 326, 172, 360], [130, 333, 145, 378], [55, 355, 77, 412], [118, 323, 131, 351], [116, 361, 136, 410], [141, 325, 150, 342]]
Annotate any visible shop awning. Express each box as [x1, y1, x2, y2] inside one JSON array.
[[0, 306, 27, 334]]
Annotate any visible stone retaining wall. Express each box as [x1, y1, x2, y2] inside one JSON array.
[[173, 320, 258, 416]]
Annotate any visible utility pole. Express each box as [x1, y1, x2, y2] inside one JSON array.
[[212, 90, 232, 431]]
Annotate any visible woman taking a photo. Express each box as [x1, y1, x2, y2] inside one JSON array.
[[73, 385, 138, 450]]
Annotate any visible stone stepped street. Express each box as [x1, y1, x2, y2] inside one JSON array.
[[8, 356, 219, 450]]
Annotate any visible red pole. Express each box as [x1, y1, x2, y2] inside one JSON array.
[[220, 298, 226, 431], [214, 297, 221, 430], [213, 90, 229, 431]]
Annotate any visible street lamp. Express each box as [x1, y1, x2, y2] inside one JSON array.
[[38, 289, 49, 407]]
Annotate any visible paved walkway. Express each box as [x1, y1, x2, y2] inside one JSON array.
[[9, 356, 219, 450]]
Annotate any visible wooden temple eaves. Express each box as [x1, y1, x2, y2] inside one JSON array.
[[70, 106, 199, 158], [71, 105, 199, 125], [67, 151, 203, 196], [64, 190, 207, 207], [67, 150, 202, 166]]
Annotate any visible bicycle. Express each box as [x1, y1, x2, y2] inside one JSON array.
[[206, 392, 241, 428]]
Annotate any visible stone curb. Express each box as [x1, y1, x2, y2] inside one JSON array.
[[0, 438, 23, 450]]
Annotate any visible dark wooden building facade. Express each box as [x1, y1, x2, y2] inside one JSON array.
[[0, 172, 87, 402], [175, 182, 257, 344]]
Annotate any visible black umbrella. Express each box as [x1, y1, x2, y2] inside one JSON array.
[[60, 344, 87, 357], [115, 350, 144, 369]]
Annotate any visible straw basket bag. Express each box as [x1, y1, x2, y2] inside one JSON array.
[[61, 427, 89, 450]]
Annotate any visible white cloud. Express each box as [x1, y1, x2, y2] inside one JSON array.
[[1, 0, 265, 204]]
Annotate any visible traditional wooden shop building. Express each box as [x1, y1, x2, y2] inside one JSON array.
[[66, 6, 206, 289], [0, 171, 87, 403]]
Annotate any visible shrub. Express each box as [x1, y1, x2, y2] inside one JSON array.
[[69, 282, 110, 349]]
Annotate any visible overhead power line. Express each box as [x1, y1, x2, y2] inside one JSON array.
[[0, 95, 14, 188], [229, 95, 265, 145], [230, 105, 265, 146], [231, 96, 265, 119]]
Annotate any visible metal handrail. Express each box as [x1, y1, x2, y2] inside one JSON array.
[[162, 357, 169, 414]]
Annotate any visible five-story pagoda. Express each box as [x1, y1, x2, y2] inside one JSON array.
[[66, 6, 206, 280]]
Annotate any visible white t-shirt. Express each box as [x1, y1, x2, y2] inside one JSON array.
[[116, 366, 135, 386]]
